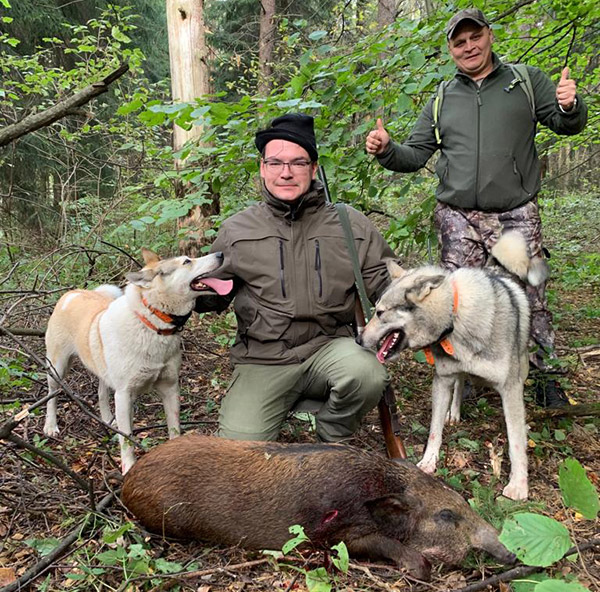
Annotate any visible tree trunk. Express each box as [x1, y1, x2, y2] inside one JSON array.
[[258, 0, 276, 96], [377, 0, 397, 26], [166, 0, 218, 255]]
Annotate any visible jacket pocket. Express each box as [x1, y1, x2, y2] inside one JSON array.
[[309, 232, 357, 309], [477, 152, 531, 210]]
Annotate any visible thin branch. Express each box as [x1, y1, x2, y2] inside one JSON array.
[[4, 432, 94, 500], [0, 63, 129, 147]]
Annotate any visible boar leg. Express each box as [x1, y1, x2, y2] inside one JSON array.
[[418, 373, 454, 474], [499, 381, 528, 500], [346, 534, 431, 581]]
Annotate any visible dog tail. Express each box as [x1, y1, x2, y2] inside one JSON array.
[[94, 285, 123, 299], [491, 231, 548, 287]]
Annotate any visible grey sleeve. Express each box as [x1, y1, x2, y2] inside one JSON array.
[[376, 98, 439, 172]]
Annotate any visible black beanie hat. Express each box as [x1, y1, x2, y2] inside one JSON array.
[[255, 113, 318, 161]]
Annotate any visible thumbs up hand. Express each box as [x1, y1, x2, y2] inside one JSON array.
[[365, 118, 391, 155], [556, 67, 577, 111]]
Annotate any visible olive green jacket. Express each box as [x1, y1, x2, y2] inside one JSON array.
[[377, 54, 588, 211], [196, 181, 396, 366]]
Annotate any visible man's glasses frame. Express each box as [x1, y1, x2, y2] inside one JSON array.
[[262, 159, 313, 173]]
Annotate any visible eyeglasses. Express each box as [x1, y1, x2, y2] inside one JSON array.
[[262, 159, 313, 173]]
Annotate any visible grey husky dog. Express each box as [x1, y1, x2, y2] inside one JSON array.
[[359, 232, 548, 500]]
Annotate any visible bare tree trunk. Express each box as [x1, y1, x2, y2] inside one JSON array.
[[166, 0, 208, 151], [166, 0, 218, 255], [377, 0, 397, 26], [258, 0, 276, 96]]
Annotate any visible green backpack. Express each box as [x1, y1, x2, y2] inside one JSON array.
[[432, 64, 536, 145]]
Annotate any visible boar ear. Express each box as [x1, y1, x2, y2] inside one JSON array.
[[406, 275, 445, 304], [386, 260, 406, 279], [365, 494, 416, 528]]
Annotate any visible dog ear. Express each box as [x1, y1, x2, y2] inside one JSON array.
[[126, 267, 159, 288], [406, 275, 445, 303], [387, 260, 406, 279], [141, 248, 161, 266]]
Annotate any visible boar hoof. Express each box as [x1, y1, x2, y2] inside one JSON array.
[[403, 553, 431, 581]]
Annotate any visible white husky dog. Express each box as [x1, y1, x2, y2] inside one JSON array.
[[360, 232, 548, 500], [43, 249, 233, 473]]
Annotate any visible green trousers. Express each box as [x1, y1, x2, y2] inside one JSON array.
[[218, 337, 389, 442]]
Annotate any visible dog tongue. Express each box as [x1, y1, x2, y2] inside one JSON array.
[[198, 278, 233, 295], [376, 332, 397, 363]]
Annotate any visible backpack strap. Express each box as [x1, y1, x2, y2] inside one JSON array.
[[507, 63, 537, 122], [432, 80, 448, 145]]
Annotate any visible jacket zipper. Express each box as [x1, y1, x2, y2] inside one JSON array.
[[315, 239, 322, 298], [475, 87, 482, 207], [278, 239, 286, 298]]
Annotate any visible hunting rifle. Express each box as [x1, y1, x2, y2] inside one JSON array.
[[318, 166, 407, 459]]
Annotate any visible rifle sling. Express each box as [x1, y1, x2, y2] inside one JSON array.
[[335, 203, 373, 322]]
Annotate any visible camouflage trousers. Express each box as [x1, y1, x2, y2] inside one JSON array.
[[434, 198, 557, 371]]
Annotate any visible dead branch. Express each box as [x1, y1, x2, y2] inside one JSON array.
[[4, 432, 94, 501], [0, 326, 45, 337], [0, 63, 129, 147], [1, 491, 116, 592], [529, 403, 600, 420], [448, 539, 600, 592]]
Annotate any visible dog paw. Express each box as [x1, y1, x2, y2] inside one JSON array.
[[445, 411, 461, 424], [502, 482, 528, 501], [417, 458, 437, 474], [43, 424, 60, 437]]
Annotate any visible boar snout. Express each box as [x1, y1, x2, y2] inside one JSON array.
[[473, 534, 517, 565]]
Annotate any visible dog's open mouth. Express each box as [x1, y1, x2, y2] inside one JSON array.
[[376, 330, 405, 363], [191, 277, 233, 295]]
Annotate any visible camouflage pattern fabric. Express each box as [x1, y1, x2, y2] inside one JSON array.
[[434, 198, 557, 371]]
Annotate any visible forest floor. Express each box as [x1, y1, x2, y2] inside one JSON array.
[[1, 192, 599, 591]]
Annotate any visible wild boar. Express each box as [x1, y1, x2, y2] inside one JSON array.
[[121, 435, 515, 580]]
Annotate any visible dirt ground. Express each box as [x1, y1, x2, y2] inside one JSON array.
[[1, 254, 599, 591]]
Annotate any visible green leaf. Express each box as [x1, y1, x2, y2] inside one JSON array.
[[25, 537, 62, 557], [512, 573, 548, 592], [559, 458, 599, 519], [0, 0, 11, 8], [111, 25, 131, 43], [413, 350, 427, 364], [536, 579, 591, 592], [554, 429, 566, 441], [458, 437, 480, 452], [499, 513, 571, 566], [331, 541, 349, 573], [154, 558, 184, 574], [282, 524, 310, 555], [102, 521, 134, 544], [305, 567, 331, 592], [308, 30, 327, 41], [276, 98, 302, 108]]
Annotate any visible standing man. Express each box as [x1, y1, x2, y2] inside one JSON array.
[[196, 113, 398, 441], [366, 9, 587, 407]]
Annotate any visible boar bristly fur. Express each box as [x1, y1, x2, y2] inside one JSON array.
[[122, 435, 515, 580]]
